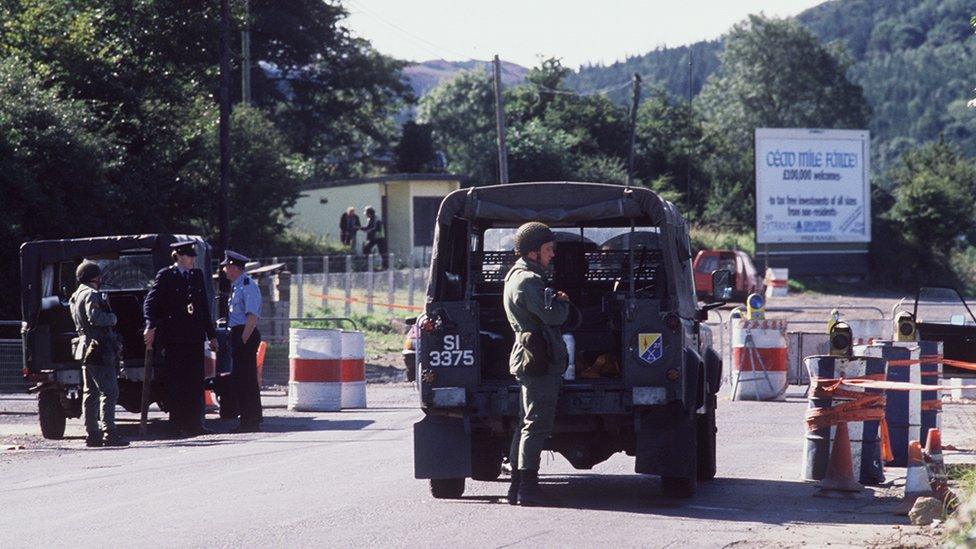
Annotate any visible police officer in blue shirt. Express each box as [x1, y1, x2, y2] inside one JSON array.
[[221, 251, 263, 432], [143, 241, 218, 438]]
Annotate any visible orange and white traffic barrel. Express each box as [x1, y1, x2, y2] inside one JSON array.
[[340, 330, 367, 409], [288, 328, 342, 412], [731, 319, 788, 401], [764, 268, 789, 298]]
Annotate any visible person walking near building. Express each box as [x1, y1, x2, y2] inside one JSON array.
[[503, 222, 570, 506], [345, 207, 362, 252], [220, 250, 264, 433], [70, 261, 128, 447], [143, 241, 218, 438], [361, 205, 388, 268]]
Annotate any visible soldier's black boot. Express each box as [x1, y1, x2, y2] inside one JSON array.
[[517, 469, 559, 507], [103, 431, 129, 447], [506, 470, 521, 505], [85, 433, 103, 448]]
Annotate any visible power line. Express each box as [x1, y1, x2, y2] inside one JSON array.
[[346, 0, 476, 63]]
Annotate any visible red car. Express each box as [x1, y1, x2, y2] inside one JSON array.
[[693, 249, 763, 302]]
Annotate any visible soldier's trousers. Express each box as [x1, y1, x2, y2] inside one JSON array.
[[509, 373, 562, 471], [230, 327, 263, 427], [164, 342, 205, 431], [83, 363, 118, 436]]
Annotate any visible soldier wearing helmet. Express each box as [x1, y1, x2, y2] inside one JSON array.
[[503, 222, 571, 506], [69, 260, 128, 447]]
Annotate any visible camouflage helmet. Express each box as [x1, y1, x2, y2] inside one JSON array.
[[75, 260, 101, 284], [514, 222, 555, 255]]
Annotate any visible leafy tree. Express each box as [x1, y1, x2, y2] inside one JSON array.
[[873, 141, 976, 287], [394, 121, 436, 173], [695, 15, 870, 225], [0, 57, 118, 318], [417, 70, 497, 184]]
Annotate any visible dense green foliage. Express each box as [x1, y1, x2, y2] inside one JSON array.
[[695, 15, 871, 225], [872, 141, 976, 288], [571, 0, 976, 175], [0, 0, 411, 318]]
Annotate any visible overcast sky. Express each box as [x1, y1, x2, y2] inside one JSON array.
[[343, 0, 828, 68]]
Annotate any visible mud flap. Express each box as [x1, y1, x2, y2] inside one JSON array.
[[413, 413, 472, 479], [634, 411, 697, 478]]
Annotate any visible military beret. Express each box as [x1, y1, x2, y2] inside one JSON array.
[[170, 241, 198, 257], [220, 250, 249, 268]]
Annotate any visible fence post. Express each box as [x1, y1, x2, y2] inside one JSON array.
[[296, 256, 304, 318], [407, 252, 415, 308], [387, 253, 395, 314], [344, 255, 352, 317], [366, 253, 374, 314], [321, 255, 329, 308]]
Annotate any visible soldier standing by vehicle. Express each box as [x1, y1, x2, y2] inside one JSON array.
[[70, 261, 129, 447], [221, 251, 264, 433], [143, 241, 218, 438], [504, 222, 570, 506], [361, 205, 388, 269]]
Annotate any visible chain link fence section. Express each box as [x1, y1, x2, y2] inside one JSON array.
[[280, 253, 430, 320]]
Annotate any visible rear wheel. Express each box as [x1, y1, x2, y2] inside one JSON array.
[[38, 389, 66, 440], [430, 478, 465, 499], [471, 437, 503, 481], [697, 398, 717, 481]]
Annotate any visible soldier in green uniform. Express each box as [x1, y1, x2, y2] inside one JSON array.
[[504, 222, 570, 506], [69, 261, 128, 447]]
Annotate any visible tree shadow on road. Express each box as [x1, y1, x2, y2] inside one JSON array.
[[460, 473, 905, 525]]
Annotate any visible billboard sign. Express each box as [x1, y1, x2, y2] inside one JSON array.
[[755, 128, 870, 244]]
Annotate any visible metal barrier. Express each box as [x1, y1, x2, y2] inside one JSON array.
[[0, 320, 24, 392]]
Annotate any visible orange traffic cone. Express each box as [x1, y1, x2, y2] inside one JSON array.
[[896, 440, 932, 515], [815, 422, 863, 498], [924, 428, 958, 511]]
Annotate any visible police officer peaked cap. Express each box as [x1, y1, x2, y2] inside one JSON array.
[[220, 250, 249, 268], [170, 241, 197, 256], [514, 222, 555, 255], [76, 260, 101, 283]]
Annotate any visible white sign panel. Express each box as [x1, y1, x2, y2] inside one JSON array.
[[755, 128, 870, 244]]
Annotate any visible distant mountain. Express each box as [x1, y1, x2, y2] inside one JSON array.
[[566, 0, 976, 169], [402, 59, 528, 97]]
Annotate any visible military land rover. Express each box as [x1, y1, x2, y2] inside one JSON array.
[[413, 182, 730, 499], [20, 235, 228, 438]]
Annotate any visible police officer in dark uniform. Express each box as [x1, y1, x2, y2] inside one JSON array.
[[220, 251, 263, 433], [143, 241, 218, 438]]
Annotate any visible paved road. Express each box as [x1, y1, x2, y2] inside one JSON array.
[[0, 384, 964, 548]]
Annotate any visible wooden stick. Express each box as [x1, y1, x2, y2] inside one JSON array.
[[139, 348, 153, 436]]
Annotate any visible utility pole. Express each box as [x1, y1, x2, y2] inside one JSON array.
[[626, 73, 641, 187], [686, 47, 693, 201], [218, 0, 231, 253], [241, 0, 252, 104], [492, 55, 509, 184]]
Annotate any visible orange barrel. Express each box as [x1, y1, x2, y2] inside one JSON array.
[[203, 342, 218, 411], [340, 330, 367, 409], [731, 319, 788, 400], [855, 342, 921, 467], [288, 328, 342, 412]]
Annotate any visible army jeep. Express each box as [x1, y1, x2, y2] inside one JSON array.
[[413, 182, 730, 499], [20, 234, 228, 438]]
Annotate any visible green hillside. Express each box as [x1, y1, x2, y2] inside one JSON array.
[[566, 0, 976, 172]]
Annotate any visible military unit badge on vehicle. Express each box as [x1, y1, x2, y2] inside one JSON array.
[[638, 333, 663, 364]]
